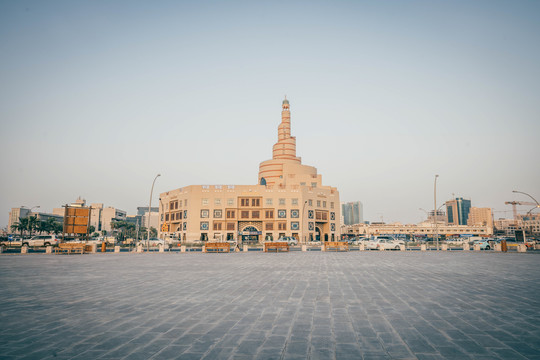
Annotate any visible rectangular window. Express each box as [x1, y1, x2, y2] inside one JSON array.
[[308, 200, 313, 206], [323, 201, 327, 208], [330, 202, 334, 209], [278, 222, 287, 231], [265, 222, 274, 230], [279, 198, 286, 205], [252, 211, 260, 219], [214, 198, 221, 206], [240, 198, 249, 207], [311, 182, 317, 188], [265, 198, 273, 206], [292, 198, 298, 205], [165, 214, 169, 221], [179, 200, 183, 207], [227, 198, 234, 206], [226, 223, 235, 230], [241, 211, 249, 219], [201, 209, 209, 218], [251, 198, 260, 207], [265, 210, 273, 219], [184, 199, 188, 207], [213, 209, 222, 218], [213, 222, 222, 230], [317, 200, 321, 207], [202, 198, 209, 206], [226, 210, 236, 218]]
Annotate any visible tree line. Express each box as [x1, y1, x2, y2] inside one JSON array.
[[10, 217, 64, 237]]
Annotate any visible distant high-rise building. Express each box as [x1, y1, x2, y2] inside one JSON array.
[[341, 201, 363, 225], [467, 207, 493, 227], [445, 197, 471, 225]]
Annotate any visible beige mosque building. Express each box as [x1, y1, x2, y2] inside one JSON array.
[[159, 98, 340, 243]]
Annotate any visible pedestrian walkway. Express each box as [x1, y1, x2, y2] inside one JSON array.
[[0, 252, 539, 359]]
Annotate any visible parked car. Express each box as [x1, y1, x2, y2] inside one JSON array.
[[352, 237, 370, 245], [139, 238, 165, 246], [277, 237, 298, 246], [473, 239, 491, 250], [22, 235, 61, 247], [366, 236, 401, 250]]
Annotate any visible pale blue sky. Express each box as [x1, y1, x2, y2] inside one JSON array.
[[1, 0, 539, 227]]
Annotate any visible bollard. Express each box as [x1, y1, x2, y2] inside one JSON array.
[[420, 244, 427, 251], [302, 245, 307, 252], [114, 246, 120, 253], [101, 242, 107, 253], [359, 243, 365, 251], [463, 243, 470, 251], [158, 244, 164, 253], [517, 244, 527, 253], [399, 245, 406, 251], [473, 244, 481, 251], [321, 244, 326, 252], [137, 244, 143, 253], [21, 245, 28, 254], [494, 243, 502, 251], [243, 245, 248, 252], [202, 245, 206, 253], [181, 245, 186, 253], [441, 244, 448, 251], [46, 246, 53, 254]]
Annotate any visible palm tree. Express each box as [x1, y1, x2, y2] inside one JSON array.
[[37, 221, 48, 234], [27, 216, 39, 237], [11, 217, 29, 237], [44, 218, 58, 234]]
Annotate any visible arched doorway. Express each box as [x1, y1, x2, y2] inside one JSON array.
[[315, 227, 321, 242], [242, 226, 259, 244]]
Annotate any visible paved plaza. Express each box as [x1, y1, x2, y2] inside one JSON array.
[[1, 252, 539, 360]]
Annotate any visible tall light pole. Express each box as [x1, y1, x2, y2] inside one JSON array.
[[147, 174, 161, 251], [434, 175, 439, 251]]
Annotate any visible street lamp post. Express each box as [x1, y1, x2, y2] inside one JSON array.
[[434, 175, 439, 251], [147, 174, 161, 252]]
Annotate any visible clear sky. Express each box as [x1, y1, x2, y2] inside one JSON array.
[[1, 0, 539, 227]]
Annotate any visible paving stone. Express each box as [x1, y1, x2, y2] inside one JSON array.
[[0, 252, 539, 359]]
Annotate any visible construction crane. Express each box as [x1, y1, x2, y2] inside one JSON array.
[[504, 201, 537, 221]]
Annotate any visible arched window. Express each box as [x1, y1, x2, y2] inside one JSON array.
[[260, 177, 266, 185]]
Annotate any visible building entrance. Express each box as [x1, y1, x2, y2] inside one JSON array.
[[241, 226, 260, 244], [315, 227, 322, 242]]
